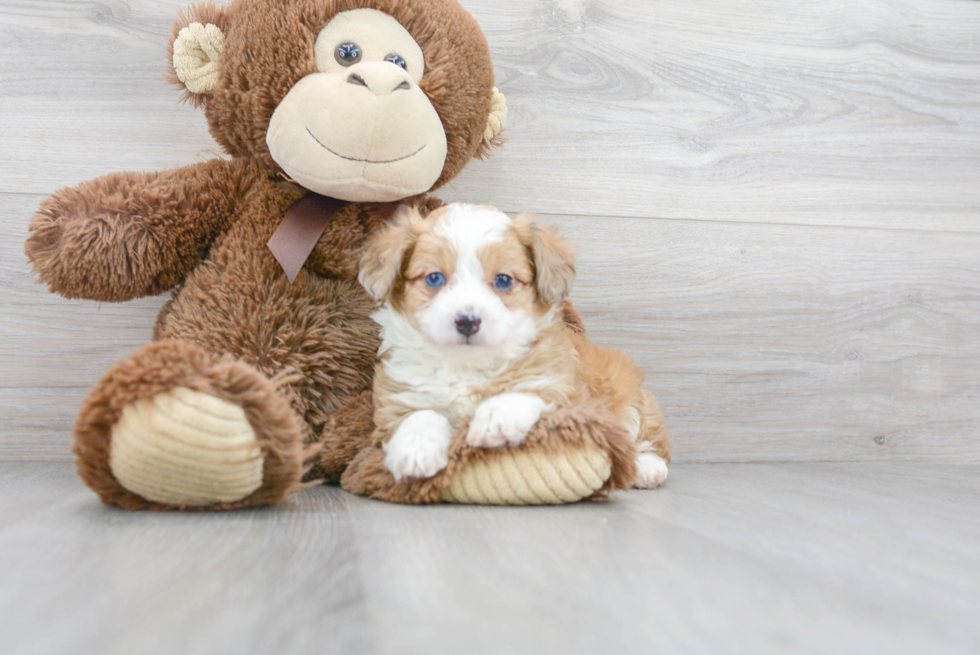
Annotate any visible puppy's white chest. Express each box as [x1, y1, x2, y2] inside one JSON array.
[[383, 358, 491, 420], [374, 305, 528, 422]]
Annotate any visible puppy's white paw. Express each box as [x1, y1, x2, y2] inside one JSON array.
[[634, 453, 669, 489], [384, 410, 453, 482], [467, 393, 551, 449]]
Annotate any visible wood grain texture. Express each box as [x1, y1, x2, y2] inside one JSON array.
[[447, 0, 980, 229], [3, 191, 979, 462], [1, 0, 979, 229], [0, 461, 978, 655], [1, 0, 979, 463], [560, 213, 980, 463]]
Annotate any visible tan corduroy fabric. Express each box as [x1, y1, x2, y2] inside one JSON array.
[[483, 87, 508, 143], [108, 387, 263, 505], [441, 444, 612, 505], [173, 22, 226, 95]]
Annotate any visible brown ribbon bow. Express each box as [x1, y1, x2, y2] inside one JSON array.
[[268, 194, 404, 283], [266, 193, 346, 283]]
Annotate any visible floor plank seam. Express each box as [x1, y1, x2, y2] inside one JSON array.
[[529, 209, 980, 236]]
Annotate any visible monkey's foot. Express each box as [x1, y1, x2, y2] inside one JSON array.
[[109, 387, 263, 505], [74, 340, 306, 510]]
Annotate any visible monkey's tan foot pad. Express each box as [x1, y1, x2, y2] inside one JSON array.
[[109, 387, 263, 506], [441, 445, 612, 505]]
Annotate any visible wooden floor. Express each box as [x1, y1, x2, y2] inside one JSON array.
[[0, 460, 977, 655], [1, 1, 980, 653]]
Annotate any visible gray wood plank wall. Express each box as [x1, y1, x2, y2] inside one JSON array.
[[1, 0, 978, 463]]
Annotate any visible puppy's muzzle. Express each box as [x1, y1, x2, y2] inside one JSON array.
[[455, 314, 481, 337]]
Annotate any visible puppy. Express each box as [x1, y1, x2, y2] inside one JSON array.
[[358, 203, 671, 488]]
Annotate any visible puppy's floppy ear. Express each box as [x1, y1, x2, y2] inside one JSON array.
[[358, 205, 421, 301], [513, 213, 576, 304]]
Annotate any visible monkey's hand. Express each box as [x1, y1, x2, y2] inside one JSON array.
[[25, 158, 258, 302]]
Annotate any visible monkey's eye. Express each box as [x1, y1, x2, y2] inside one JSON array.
[[425, 272, 446, 289], [384, 53, 408, 70], [335, 42, 362, 66], [494, 274, 514, 291]]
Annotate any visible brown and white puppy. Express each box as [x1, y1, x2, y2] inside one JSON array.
[[358, 203, 671, 487]]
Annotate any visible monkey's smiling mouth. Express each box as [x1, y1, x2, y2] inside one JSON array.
[[306, 128, 426, 164]]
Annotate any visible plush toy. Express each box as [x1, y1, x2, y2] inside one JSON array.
[[25, 0, 651, 509]]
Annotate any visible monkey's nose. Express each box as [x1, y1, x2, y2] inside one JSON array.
[[455, 314, 481, 337], [347, 73, 369, 88], [346, 68, 412, 95]]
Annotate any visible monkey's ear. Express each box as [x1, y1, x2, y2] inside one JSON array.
[[358, 205, 422, 301], [166, 4, 231, 105], [513, 213, 576, 304], [477, 87, 508, 157]]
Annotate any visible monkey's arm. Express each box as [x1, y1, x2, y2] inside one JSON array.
[[25, 158, 260, 302]]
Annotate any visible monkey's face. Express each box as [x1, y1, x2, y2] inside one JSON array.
[[168, 0, 505, 202], [266, 9, 448, 202]]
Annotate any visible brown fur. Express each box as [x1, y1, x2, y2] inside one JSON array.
[[572, 333, 672, 464], [512, 213, 577, 305], [305, 391, 375, 483], [561, 299, 587, 335], [26, 158, 261, 302]]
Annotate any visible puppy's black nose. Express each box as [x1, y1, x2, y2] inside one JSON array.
[[455, 314, 481, 337]]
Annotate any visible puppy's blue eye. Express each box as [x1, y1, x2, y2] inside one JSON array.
[[494, 274, 514, 291], [425, 272, 445, 288]]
